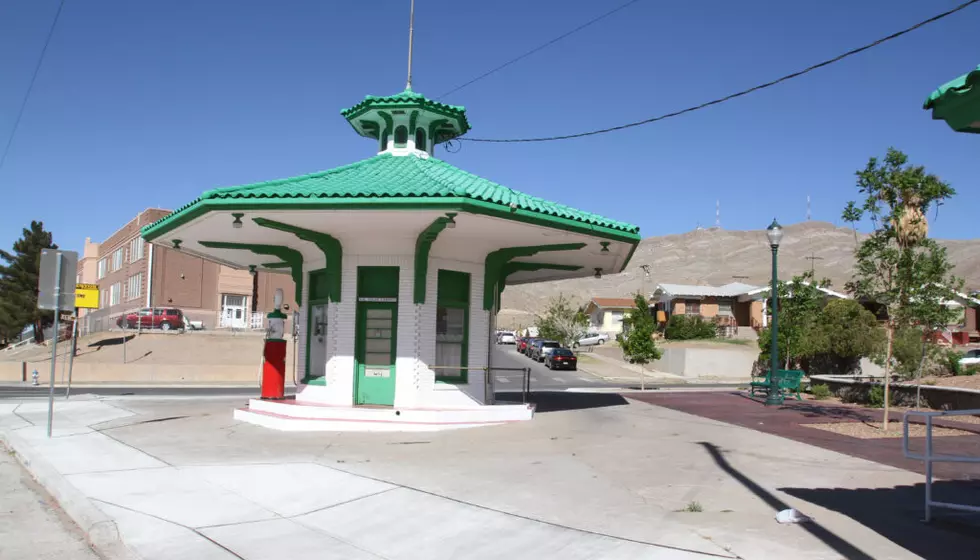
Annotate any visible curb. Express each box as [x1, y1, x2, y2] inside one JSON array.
[[0, 429, 141, 560]]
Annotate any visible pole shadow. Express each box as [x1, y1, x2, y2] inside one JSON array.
[[698, 441, 874, 560], [87, 334, 135, 348]]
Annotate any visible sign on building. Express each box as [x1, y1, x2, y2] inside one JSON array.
[[37, 249, 78, 311], [74, 283, 100, 309]]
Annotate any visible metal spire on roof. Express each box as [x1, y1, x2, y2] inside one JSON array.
[[406, 0, 416, 90]]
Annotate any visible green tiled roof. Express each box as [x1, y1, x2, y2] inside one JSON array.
[[924, 65, 980, 109], [142, 153, 640, 240], [341, 88, 471, 137]]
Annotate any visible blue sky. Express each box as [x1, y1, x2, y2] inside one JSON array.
[[0, 0, 976, 254]]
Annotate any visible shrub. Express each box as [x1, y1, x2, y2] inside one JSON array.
[[942, 348, 962, 377], [868, 385, 885, 408], [665, 315, 717, 340], [810, 384, 832, 400], [961, 364, 980, 377]]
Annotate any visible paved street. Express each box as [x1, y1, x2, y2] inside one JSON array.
[[491, 344, 614, 391]]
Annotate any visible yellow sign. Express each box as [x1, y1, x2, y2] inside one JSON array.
[[75, 283, 100, 309]]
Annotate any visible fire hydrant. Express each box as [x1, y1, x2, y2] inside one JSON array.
[[31, 369, 39, 386]]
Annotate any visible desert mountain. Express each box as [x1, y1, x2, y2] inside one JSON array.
[[498, 221, 980, 326]]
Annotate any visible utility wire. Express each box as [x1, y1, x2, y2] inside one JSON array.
[[0, 0, 67, 173], [464, 0, 979, 143], [436, 0, 645, 99]]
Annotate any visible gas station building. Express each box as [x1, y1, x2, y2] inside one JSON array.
[[141, 88, 640, 430]]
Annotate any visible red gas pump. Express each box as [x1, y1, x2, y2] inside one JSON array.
[[261, 289, 287, 400]]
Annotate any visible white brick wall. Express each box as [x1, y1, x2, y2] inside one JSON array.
[[296, 253, 494, 409]]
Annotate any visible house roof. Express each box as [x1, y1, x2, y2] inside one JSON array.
[[340, 88, 471, 139], [141, 152, 641, 241], [654, 282, 760, 298], [589, 297, 637, 309], [740, 282, 850, 301]]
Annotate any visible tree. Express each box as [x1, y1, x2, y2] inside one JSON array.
[[536, 294, 588, 348], [843, 148, 962, 429], [758, 270, 829, 369], [621, 293, 661, 389], [0, 221, 57, 344], [842, 202, 861, 246], [808, 299, 886, 375]]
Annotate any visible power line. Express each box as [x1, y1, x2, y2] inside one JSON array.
[[0, 0, 67, 174], [436, 0, 645, 99], [463, 0, 979, 143]]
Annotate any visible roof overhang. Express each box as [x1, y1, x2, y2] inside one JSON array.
[[924, 65, 980, 134]]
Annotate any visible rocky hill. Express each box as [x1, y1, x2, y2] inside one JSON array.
[[498, 221, 980, 327]]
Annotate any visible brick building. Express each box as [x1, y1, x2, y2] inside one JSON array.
[[79, 209, 296, 333]]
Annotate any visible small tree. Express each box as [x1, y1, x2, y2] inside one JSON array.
[[621, 293, 661, 389], [0, 221, 58, 343], [843, 148, 962, 429], [536, 294, 588, 348], [808, 299, 885, 375], [758, 271, 829, 369]]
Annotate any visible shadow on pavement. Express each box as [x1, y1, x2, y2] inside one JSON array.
[[698, 441, 875, 560], [87, 335, 135, 348], [781, 482, 980, 559], [495, 391, 629, 413]]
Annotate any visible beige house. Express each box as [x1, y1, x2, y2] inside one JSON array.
[[584, 297, 636, 335], [652, 283, 763, 330]]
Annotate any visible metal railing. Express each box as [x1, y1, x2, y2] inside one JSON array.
[[902, 409, 980, 522]]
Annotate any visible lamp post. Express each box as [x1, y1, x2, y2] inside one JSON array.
[[766, 219, 784, 406]]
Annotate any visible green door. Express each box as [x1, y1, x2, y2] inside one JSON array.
[[355, 303, 397, 405]]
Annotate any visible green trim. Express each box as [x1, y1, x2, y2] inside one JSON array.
[[267, 310, 287, 319], [378, 111, 394, 150], [428, 119, 448, 146], [252, 218, 342, 302], [355, 266, 399, 406], [408, 110, 419, 139], [262, 262, 290, 269], [924, 65, 980, 133], [413, 216, 452, 304], [144, 197, 639, 246], [436, 270, 470, 384], [198, 241, 304, 305], [483, 244, 586, 310]]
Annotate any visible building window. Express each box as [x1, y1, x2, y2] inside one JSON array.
[[415, 128, 427, 151], [100, 288, 108, 308], [109, 283, 121, 306], [129, 237, 144, 262], [112, 248, 124, 271], [435, 270, 470, 383], [97, 258, 107, 279], [685, 300, 701, 315], [127, 273, 142, 301], [394, 125, 408, 148]]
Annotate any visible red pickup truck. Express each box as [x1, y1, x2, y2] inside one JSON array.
[[116, 308, 184, 331]]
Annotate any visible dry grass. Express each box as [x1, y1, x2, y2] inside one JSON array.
[[802, 422, 975, 439]]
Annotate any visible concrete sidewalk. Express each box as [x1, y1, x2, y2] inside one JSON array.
[[0, 393, 958, 559]]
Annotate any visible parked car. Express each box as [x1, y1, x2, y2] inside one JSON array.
[[959, 349, 980, 367], [117, 308, 185, 331], [518, 337, 537, 355], [575, 332, 609, 347], [530, 340, 560, 362], [497, 331, 516, 344], [545, 347, 578, 370]]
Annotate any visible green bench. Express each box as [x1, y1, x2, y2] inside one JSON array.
[[750, 369, 805, 401]]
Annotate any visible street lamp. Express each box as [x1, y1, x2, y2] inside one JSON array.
[[766, 219, 784, 406]]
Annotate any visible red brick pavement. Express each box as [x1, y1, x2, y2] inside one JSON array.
[[628, 391, 980, 480]]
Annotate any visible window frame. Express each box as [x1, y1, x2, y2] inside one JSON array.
[[127, 273, 142, 301], [109, 282, 121, 306], [686, 299, 702, 315], [129, 237, 144, 262], [112, 248, 124, 271], [97, 258, 107, 279], [435, 269, 470, 384], [394, 125, 408, 148]]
